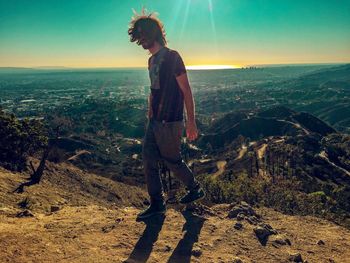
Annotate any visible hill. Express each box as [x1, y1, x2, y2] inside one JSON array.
[[1, 159, 350, 262], [198, 106, 335, 149]]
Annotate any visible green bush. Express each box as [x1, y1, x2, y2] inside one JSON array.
[[0, 110, 48, 171], [198, 171, 348, 227]]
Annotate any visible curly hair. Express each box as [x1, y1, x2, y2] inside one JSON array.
[[128, 8, 167, 46]]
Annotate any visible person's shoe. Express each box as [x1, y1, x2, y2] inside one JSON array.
[[136, 201, 166, 221], [179, 186, 205, 204]]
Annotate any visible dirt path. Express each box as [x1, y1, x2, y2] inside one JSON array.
[[257, 144, 268, 160], [319, 150, 350, 176], [212, 161, 227, 179], [1, 205, 349, 263], [235, 145, 247, 161]]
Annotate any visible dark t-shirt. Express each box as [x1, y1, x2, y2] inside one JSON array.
[[148, 47, 187, 122]]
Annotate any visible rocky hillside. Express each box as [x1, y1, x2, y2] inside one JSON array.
[[1, 160, 350, 262], [198, 106, 336, 149], [183, 106, 349, 229]]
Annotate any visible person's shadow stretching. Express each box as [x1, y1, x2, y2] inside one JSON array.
[[124, 214, 165, 263], [124, 210, 205, 263], [167, 210, 206, 263]]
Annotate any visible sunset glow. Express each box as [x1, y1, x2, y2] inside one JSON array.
[[186, 65, 241, 70]]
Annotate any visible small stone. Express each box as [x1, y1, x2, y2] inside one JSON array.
[[50, 205, 60, 213], [228, 207, 244, 218], [288, 252, 303, 262], [234, 222, 243, 230], [192, 247, 202, 257], [115, 217, 123, 223], [237, 213, 245, 221], [240, 201, 250, 208], [228, 201, 260, 219], [232, 257, 244, 263], [285, 238, 292, 246], [16, 210, 34, 217], [246, 216, 258, 225], [259, 223, 278, 235], [101, 224, 115, 233], [270, 235, 290, 246], [164, 245, 172, 252], [317, 239, 325, 245]]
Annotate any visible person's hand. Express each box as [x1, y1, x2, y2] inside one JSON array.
[[185, 120, 198, 141]]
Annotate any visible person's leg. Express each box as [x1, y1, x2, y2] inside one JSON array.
[[153, 120, 199, 191], [142, 119, 165, 203]]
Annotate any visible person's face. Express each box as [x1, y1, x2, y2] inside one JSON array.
[[137, 27, 155, 50]]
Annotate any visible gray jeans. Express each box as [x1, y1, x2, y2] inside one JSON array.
[[142, 117, 198, 203]]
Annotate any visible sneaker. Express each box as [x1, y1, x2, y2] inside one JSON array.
[[179, 186, 205, 204], [136, 201, 166, 221]]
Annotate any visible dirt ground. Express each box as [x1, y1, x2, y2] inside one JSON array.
[[1, 162, 349, 263], [1, 204, 349, 263]]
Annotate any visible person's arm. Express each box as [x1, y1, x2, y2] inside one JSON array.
[[148, 93, 153, 119], [176, 73, 198, 141]]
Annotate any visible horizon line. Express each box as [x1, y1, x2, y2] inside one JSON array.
[[0, 62, 348, 70]]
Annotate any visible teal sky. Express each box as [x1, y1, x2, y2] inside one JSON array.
[[0, 0, 349, 67]]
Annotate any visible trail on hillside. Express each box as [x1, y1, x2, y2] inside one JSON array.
[[235, 145, 247, 161], [319, 150, 350, 176], [212, 161, 227, 179]]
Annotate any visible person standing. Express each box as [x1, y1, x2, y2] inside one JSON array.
[[128, 10, 205, 220]]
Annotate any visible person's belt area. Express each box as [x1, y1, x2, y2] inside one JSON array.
[[150, 117, 183, 125]]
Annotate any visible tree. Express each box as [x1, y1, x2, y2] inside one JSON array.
[[0, 110, 48, 172]]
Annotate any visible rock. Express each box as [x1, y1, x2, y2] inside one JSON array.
[[16, 210, 34, 217], [164, 245, 172, 252], [259, 223, 278, 234], [50, 205, 60, 213], [240, 201, 250, 207], [237, 213, 245, 221], [234, 222, 243, 230], [246, 216, 259, 225], [228, 201, 258, 219], [232, 257, 244, 263], [288, 252, 303, 262], [228, 207, 244, 218], [115, 217, 123, 223], [317, 239, 325, 245], [185, 203, 216, 217], [101, 224, 115, 233], [285, 238, 292, 246], [191, 247, 202, 257], [254, 226, 270, 242], [254, 223, 277, 245], [270, 235, 291, 246]]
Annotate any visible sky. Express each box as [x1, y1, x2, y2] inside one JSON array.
[[0, 0, 349, 68]]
